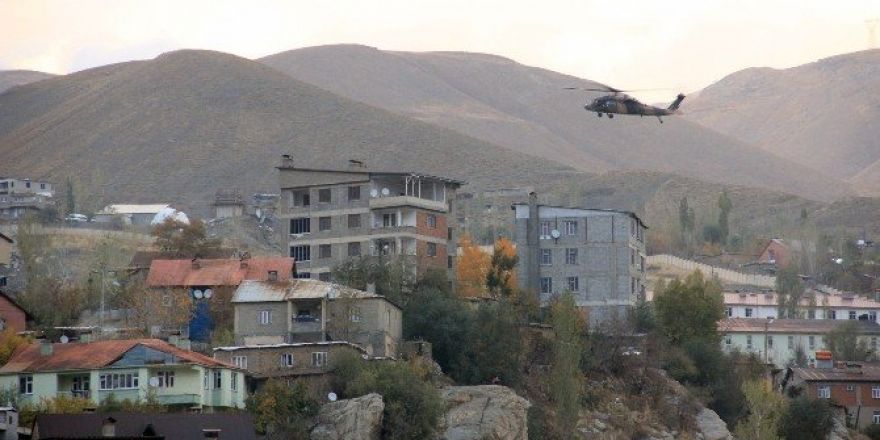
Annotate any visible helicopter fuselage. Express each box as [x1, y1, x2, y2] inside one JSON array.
[[584, 95, 673, 117]]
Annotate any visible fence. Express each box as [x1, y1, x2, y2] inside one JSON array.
[[0, 224, 155, 245], [647, 254, 776, 288]]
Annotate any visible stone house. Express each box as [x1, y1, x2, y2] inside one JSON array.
[[781, 362, 880, 429], [231, 279, 401, 357], [0, 289, 32, 333]]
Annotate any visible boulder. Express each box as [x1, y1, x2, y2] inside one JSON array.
[[437, 385, 531, 440], [695, 407, 734, 440], [310, 393, 384, 440]]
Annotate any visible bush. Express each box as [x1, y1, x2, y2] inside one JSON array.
[[864, 424, 880, 440], [245, 380, 319, 440], [403, 286, 473, 379], [777, 396, 833, 440]]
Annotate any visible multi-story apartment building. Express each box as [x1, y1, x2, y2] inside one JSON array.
[[512, 193, 647, 327], [0, 177, 54, 220], [277, 157, 464, 281], [724, 290, 880, 321]]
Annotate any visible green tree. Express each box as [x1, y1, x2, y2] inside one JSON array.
[[679, 196, 695, 247], [718, 191, 733, 245], [485, 237, 518, 299], [776, 265, 805, 318], [402, 285, 473, 380], [333, 256, 414, 306], [458, 301, 523, 386], [245, 380, 319, 440], [826, 320, 870, 361], [734, 380, 785, 440], [151, 218, 221, 257], [654, 270, 724, 345], [550, 292, 583, 439], [777, 397, 833, 440]]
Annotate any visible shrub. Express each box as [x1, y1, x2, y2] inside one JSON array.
[[864, 424, 880, 440], [245, 379, 319, 440], [777, 396, 833, 440]]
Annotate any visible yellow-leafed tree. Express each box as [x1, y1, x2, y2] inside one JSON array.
[[486, 237, 518, 299], [456, 234, 491, 298]]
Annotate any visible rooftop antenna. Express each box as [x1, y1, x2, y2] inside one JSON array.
[[867, 18, 880, 49]]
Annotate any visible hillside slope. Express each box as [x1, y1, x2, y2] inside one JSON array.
[[684, 49, 880, 190], [0, 50, 577, 215], [0, 70, 55, 94], [260, 44, 850, 201]]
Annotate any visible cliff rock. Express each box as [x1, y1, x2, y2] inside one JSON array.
[[310, 393, 384, 440], [437, 385, 531, 440]]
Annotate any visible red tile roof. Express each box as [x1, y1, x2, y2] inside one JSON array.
[[146, 257, 293, 287], [0, 338, 236, 373]]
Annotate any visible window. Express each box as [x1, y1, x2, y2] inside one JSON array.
[[99, 373, 139, 390], [295, 271, 311, 279], [874, 410, 880, 425], [312, 352, 328, 367], [281, 353, 294, 367], [726, 307, 733, 317], [873, 387, 880, 399], [319, 244, 332, 259], [847, 384, 855, 391], [871, 311, 878, 322], [318, 188, 331, 203], [348, 214, 361, 228], [767, 336, 774, 348], [745, 308, 753, 318], [350, 307, 362, 322], [448, 227, 453, 240], [348, 185, 361, 201], [631, 278, 638, 295], [213, 370, 222, 389], [162, 294, 172, 307], [746, 335, 753, 350], [540, 221, 553, 237], [873, 337, 878, 352], [290, 218, 311, 234], [540, 277, 552, 294], [829, 310, 837, 319], [448, 256, 453, 269], [40, 183, 45, 189], [157, 371, 175, 388], [818, 385, 830, 399], [382, 213, 397, 227], [427, 243, 437, 257], [808, 309, 815, 319], [231, 372, 238, 392], [204, 371, 209, 389], [319, 272, 331, 282], [564, 220, 577, 235], [348, 242, 361, 257], [724, 335, 732, 346], [19, 375, 32, 395], [291, 190, 310, 207], [565, 248, 578, 265], [268, 270, 278, 282], [788, 335, 795, 349], [290, 245, 311, 262], [809, 335, 816, 349], [319, 216, 332, 231], [426, 214, 437, 229], [850, 311, 857, 320], [232, 356, 247, 369], [259, 310, 271, 325], [540, 249, 552, 265], [567, 276, 579, 292]]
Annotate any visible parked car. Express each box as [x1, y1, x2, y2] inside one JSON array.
[[65, 213, 89, 222]]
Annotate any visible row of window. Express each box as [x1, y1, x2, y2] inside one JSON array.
[[729, 334, 880, 352], [728, 307, 878, 322], [540, 276, 640, 295], [290, 213, 439, 235], [539, 247, 643, 268], [18, 371, 205, 395], [291, 186, 362, 207], [203, 370, 239, 392], [231, 352, 328, 369], [290, 242, 439, 262], [816, 384, 880, 401], [538, 218, 643, 242]]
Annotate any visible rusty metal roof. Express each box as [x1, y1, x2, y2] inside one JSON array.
[[232, 279, 379, 302], [719, 318, 880, 335], [791, 364, 880, 382], [146, 257, 294, 287], [0, 338, 236, 373]]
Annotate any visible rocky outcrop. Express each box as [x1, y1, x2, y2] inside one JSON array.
[[695, 407, 734, 440], [437, 385, 531, 440], [310, 393, 384, 440]]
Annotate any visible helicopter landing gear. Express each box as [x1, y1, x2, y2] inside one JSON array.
[[607, 113, 614, 119], [597, 112, 602, 117]]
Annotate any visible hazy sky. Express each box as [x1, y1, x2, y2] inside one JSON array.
[[2, 0, 878, 101]]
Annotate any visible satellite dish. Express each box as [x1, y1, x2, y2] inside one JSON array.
[[60, 335, 69, 344], [204, 289, 214, 299], [328, 392, 338, 402], [193, 289, 204, 299], [370, 189, 378, 198], [550, 229, 561, 239], [381, 188, 390, 196], [148, 377, 160, 387]]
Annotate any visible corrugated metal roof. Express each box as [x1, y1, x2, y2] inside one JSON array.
[[35, 413, 256, 440], [0, 339, 236, 373], [232, 279, 378, 302], [146, 257, 294, 287], [214, 340, 368, 352], [792, 364, 880, 382], [719, 318, 880, 334], [96, 204, 170, 215]]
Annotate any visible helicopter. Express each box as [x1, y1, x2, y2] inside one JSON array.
[[565, 83, 685, 123]]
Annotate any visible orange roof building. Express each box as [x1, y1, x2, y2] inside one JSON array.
[[146, 257, 294, 288]]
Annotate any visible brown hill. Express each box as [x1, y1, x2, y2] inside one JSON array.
[[0, 70, 55, 94], [684, 49, 880, 191], [259, 44, 851, 201], [0, 50, 577, 216]]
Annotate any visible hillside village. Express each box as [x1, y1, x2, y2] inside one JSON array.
[[2, 14, 880, 439]]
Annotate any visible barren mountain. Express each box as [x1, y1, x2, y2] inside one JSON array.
[[684, 49, 880, 193], [0, 70, 55, 94], [0, 50, 577, 216], [260, 44, 850, 201]]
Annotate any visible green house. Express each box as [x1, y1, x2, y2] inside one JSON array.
[[0, 339, 246, 410]]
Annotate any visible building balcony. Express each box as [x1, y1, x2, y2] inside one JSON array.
[[369, 225, 417, 235], [292, 317, 323, 334], [156, 393, 200, 406], [369, 196, 447, 212]]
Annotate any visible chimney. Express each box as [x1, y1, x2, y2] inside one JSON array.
[[525, 192, 540, 297], [281, 154, 294, 168], [203, 428, 221, 439], [192, 258, 200, 269], [102, 417, 117, 437], [240, 253, 251, 269], [268, 270, 278, 282], [39, 341, 53, 357]]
